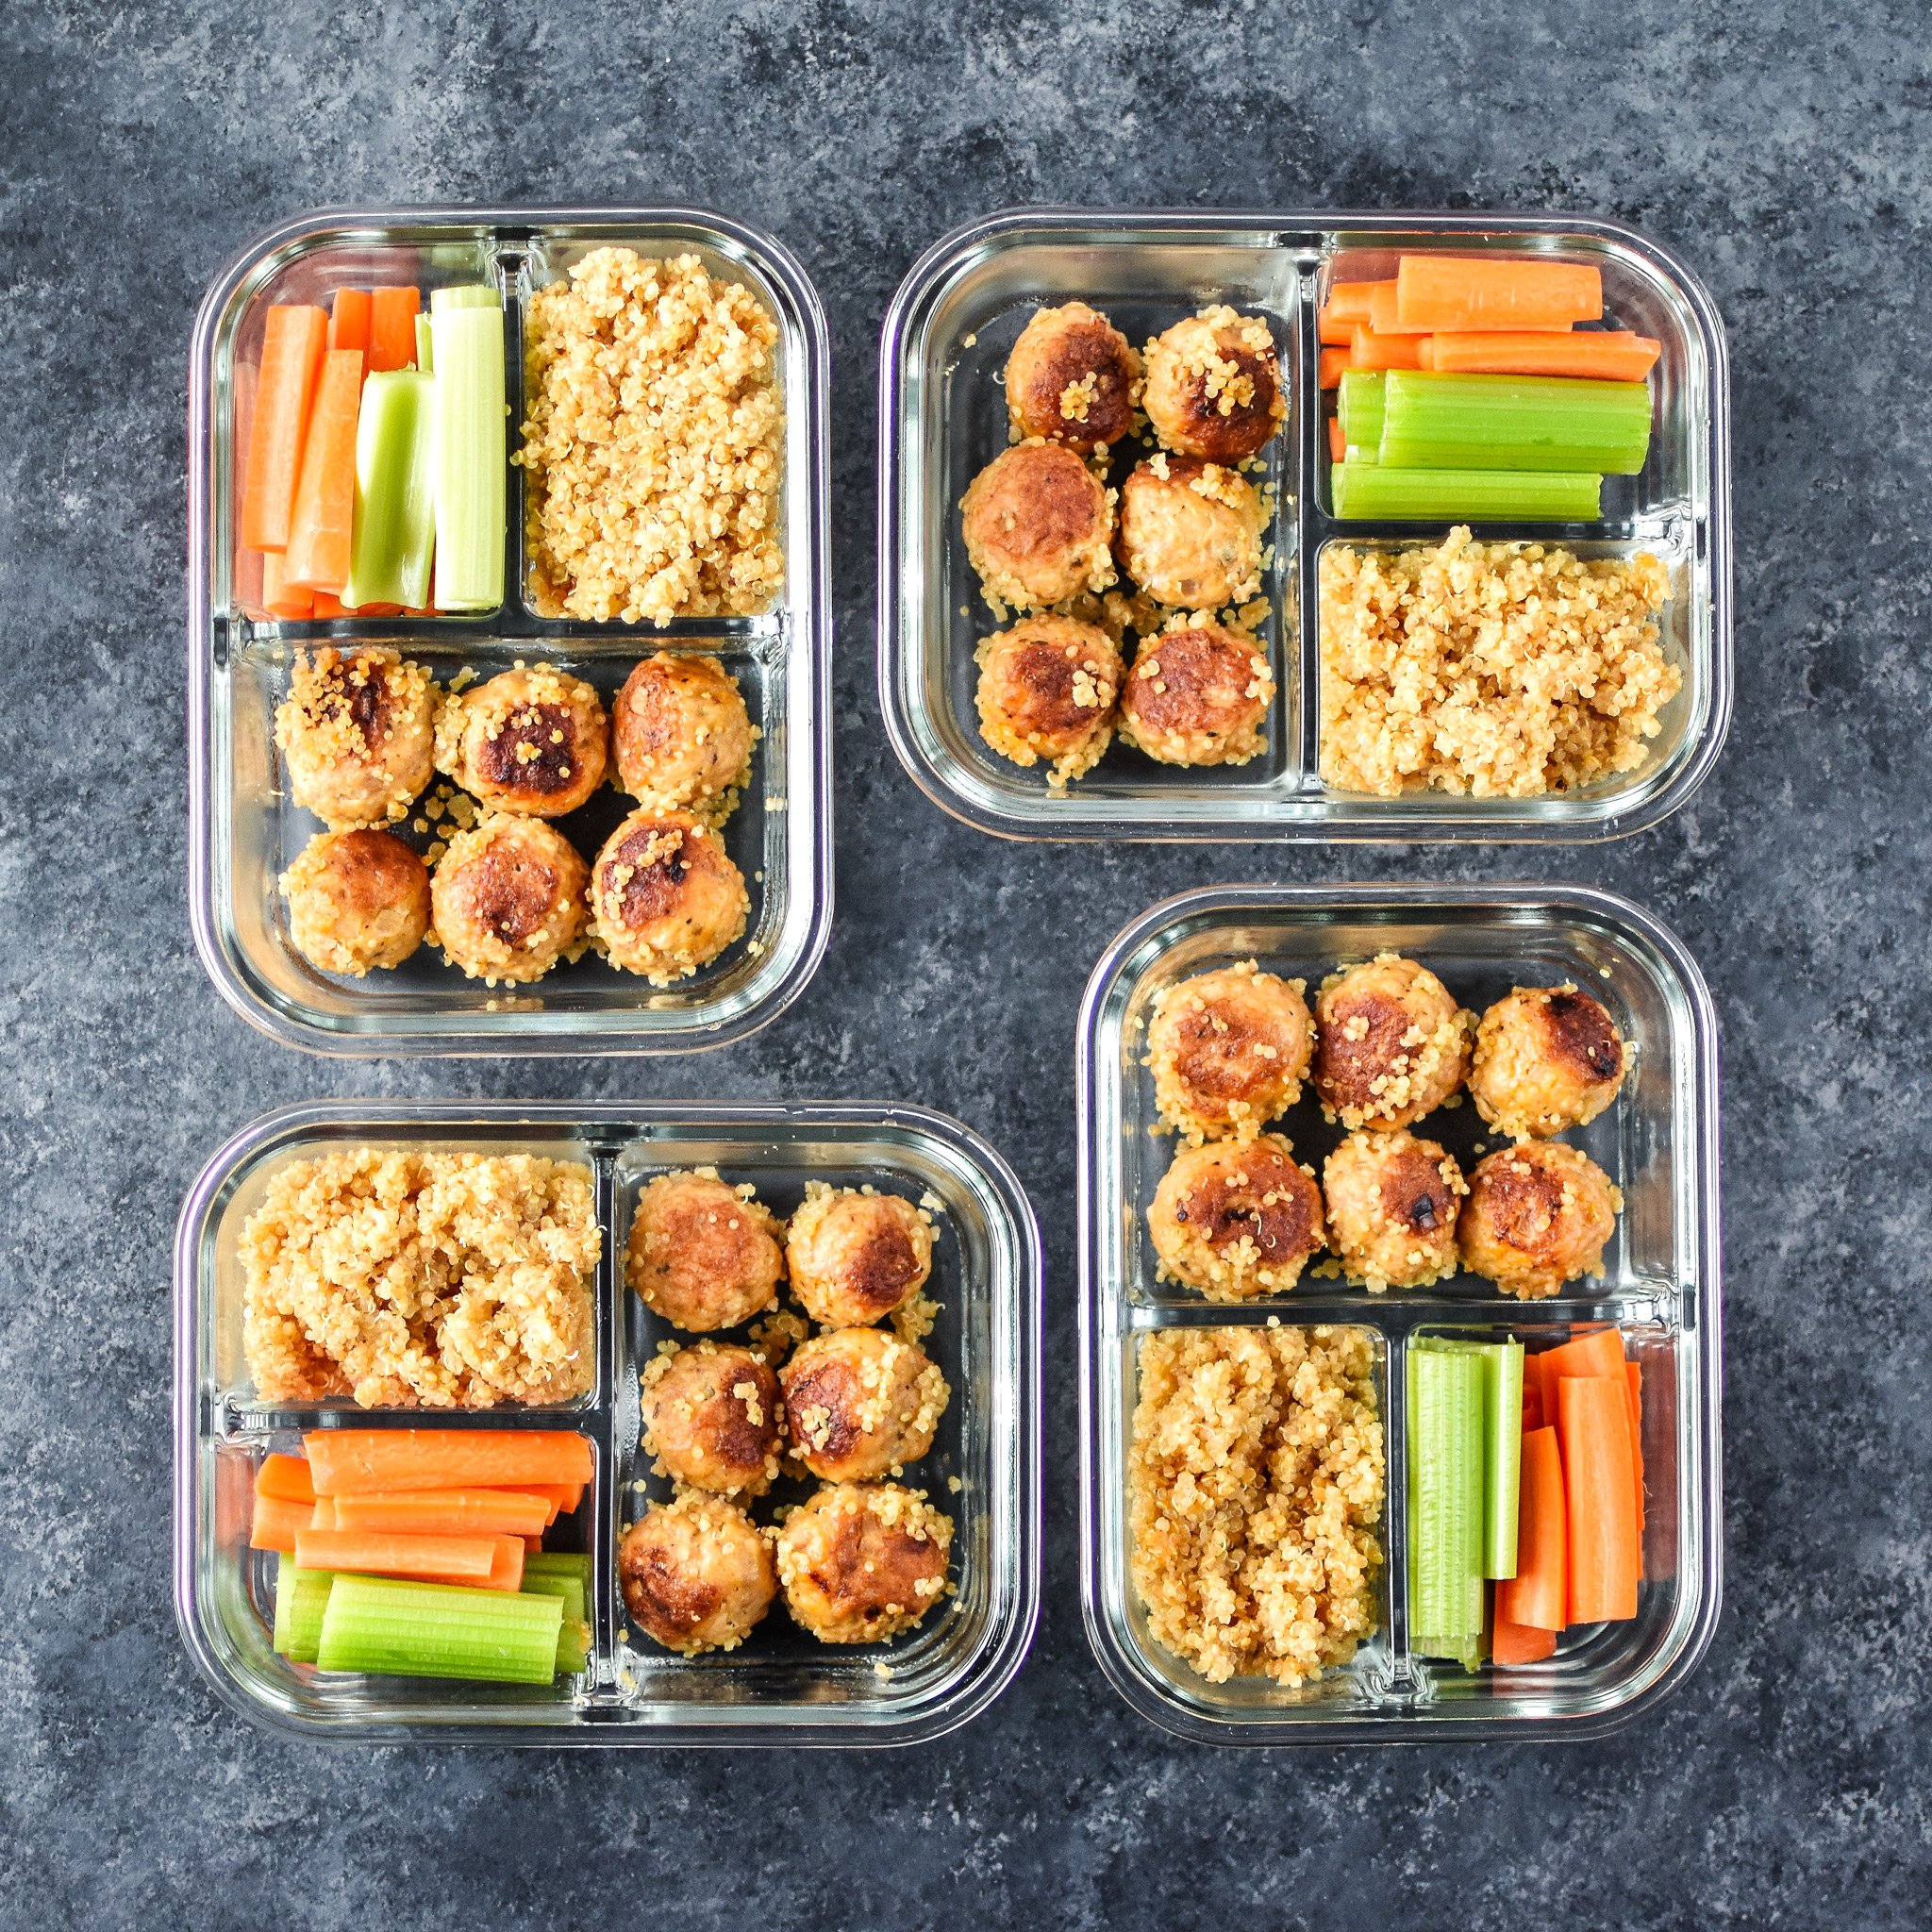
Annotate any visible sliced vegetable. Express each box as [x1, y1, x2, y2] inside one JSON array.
[[1376, 371, 1651, 474], [1327, 417, 1347, 462], [327, 287, 372, 375], [231, 359, 265, 617], [1350, 325, 1427, 372], [1480, 1341, 1524, 1580], [272, 1560, 336, 1663], [1318, 346, 1350, 390], [1408, 1343, 1487, 1666], [1557, 1374, 1641, 1624], [241, 304, 327, 554], [342, 369, 437, 612], [1317, 307, 1355, 347], [331, 1486, 551, 1541], [308, 1495, 337, 1530], [304, 1428, 594, 1496], [282, 347, 365, 591], [1538, 1326, 1626, 1386], [314, 1574, 563, 1684], [1337, 369, 1385, 449], [248, 1492, 312, 1554], [1491, 1617, 1558, 1667], [254, 1452, 316, 1505], [414, 310, 435, 375], [1331, 463, 1602, 523], [368, 285, 422, 374], [1324, 281, 1379, 325], [292, 1525, 525, 1590], [502, 1481, 585, 1521], [555, 1617, 591, 1675], [1366, 282, 1434, 336], [1395, 255, 1604, 332], [1495, 1425, 1566, 1631], [1426, 329, 1661, 382], [428, 293, 506, 611], [1625, 1360, 1646, 1552]]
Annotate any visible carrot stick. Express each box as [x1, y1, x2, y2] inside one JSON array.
[[1317, 306, 1355, 347], [1327, 417, 1347, 462], [230, 359, 266, 618], [308, 1497, 337, 1530], [523, 1534, 547, 1553], [1368, 282, 1435, 337], [309, 591, 349, 618], [332, 1488, 552, 1540], [259, 549, 313, 620], [1395, 255, 1603, 332], [368, 286, 422, 374], [1536, 1327, 1626, 1386], [1492, 1617, 1558, 1666], [500, 1481, 584, 1518], [1351, 325, 1427, 372], [282, 348, 363, 592], [248, 1492, 312, 1554], [1318, 347, 1351, 390], [293, 1526, 508, 1585], [1324, 280, 1382, 325], [242, 305, 327, 553], [1557, 1376, 1640, 1623], [327, 288, 372, 377], [304, 1429, 595, 1497], [1625, 1360, 1646, 1555], [254, 1453, 315, 1505], [1495, 1426, 1566, 1631], [1521, 1381, 1544, 1434], [1426, 330, 1661, 382]]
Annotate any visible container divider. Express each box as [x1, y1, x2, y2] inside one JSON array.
[[590, 1147, 622, 1691], [1378, 1324, 1415, 1700], [1292, 250, 1323, 791]]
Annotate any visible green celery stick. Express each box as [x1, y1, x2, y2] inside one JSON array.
[[557, 1618, 591, 1676], [272, 1561, 336, 1664], [521, 1571, 587, 1628], [431, 282, 503, 313], [414, 311, 435, 375], [430, 301, 506, 611], [1331, 462, 1602, 523], [1408, 1344, 1487, 1665], [343, 370, 437, 610], [1483, 1341, 1524, 1580], [1379, 370, 1652, 474], [1338, 369, 1384, 451], [315, 1574, 562, 1684], [521, 1549, 592, 1582]]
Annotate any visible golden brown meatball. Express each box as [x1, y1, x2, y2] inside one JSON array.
[[626, 1170, 785, 1333], [786, 1184, 936, 1328], [1117, 623, 1274, 767], [959, 441, 1117, 612], [434, 666, 608, 819], [974, 614, 1123, 784], [275, 646, 436, 828], [1004, 301, 1141, 451], [279, 827, 430, 976], [1459, 1142, 1623, 1301], [1470, 984, 1630, 1142], [590, 808, 748, 984], [774, 1483, 953, 1644], [640, 1341, 784, 1497], [1322, 1129, 1466, 1291], [1147, 1133, 1325, 1300], [611, 651, 756, 823], [1116, 457, 1265, 608], [428, 815, 589, 983], [1146, 960, 1313, 1143], [620, 1495, 775, 1655], [1312, 954, 1474, 1130], [780, 1328, 949, 1483], [1141, 307, 1286, 463]]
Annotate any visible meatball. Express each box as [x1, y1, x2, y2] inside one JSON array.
[[433, 666, 608, 819], [428, 815, 589, 982], [780, 1328, 949, 1483], [1147, 1133, 1325, 1300], [620, 1495, 775, 1656], [1004, 301, 1140, 451], [1459, 1142, 1623, 1301], [786, 1184, 936, 1328], [1146, 960, 1313, 1143], [1116, 457, 1265, 609], [1322, 1129, 1467, 1291], [959, 441, 1117, 612], [640, 1341, 784, 1497], [1470, 984, 1630, 1142], [775, 1483, 953, 1644], [275, 646, 436, 828], [626, 1170, 785, 1333], [1312, 954, 1474, 1130], [974, 614, 1123, 784], [611, 651, 756, 824], [279, 827, 430, 975], [1117, 623, 1274, 767], [589, 808, 748, 984], [1141, 306, 1286, 463]]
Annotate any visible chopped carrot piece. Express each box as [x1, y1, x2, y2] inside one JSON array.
[[1492, 1617, 1558, 1666], [1557, 1376, 1641, 1624], [241, 304, 327, 553], [308, 1497, 337, 1530], [1350, 325, 1427, 371], [1625, 1360, 1646, 1556], [1317, 306, 1355, 347], [368, 286, 421, 373], [1367, 282, 1435, 336], [259, 550, 313, 620], [1395, 255, 1603, 332], [327, 288, 372, 377], [1324, 280, 1382, 325], [254, 1453, 315, 1505], [1426, 330, 1661, 382], [1538, 1327, 1626, 1386], [248, 1492, 312, 1554], [1318, 346, 1350, 390], [1495, 1426, 1566, 1631], [230, 360, 266, 618], [308, 591, 349, 618], [332, 1488, 553, 1540], [283, 348, 363, 592], [292, 1526, 516, 1587], [1327, 416, 1346, 462], [500, 1480, 584, 1518], [305, 1429, 595, 1497]]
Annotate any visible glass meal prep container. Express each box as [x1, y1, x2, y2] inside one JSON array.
[[174, 1100, 1041, 1746], [187, 208, 832, 1054], [878, 208, 1731, 841], [1078, 883, 1723, 1743]]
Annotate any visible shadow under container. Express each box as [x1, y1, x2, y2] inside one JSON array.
[[1078, 883, 1722, 1742], [188, 208, 832, 1054], [878, 208, 1729, 841], [175, 1101, 1041, 1746]]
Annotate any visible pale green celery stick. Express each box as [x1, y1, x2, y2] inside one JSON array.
[[315, 1574, 562, 1684], [1338, 369, 1385, 450], [1408, 1344, 1486, 1665], [521, 1550, 592, 1582], [1484, 1341, 1524, 1580], [1331, 463, 1602, 523], [430, 282, 503, 313], [1379, 370, 1652, 474], [556, 1618, 591, 1676], [343, 370, 437, 611], [520, 1571, 587, 1628], [430, 302, 507, 611], [272, 1561, 335, 1664], [414, 312, 435, 375]]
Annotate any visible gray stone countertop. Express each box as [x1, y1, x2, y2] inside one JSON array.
[[1, 4, 1927, 1926]]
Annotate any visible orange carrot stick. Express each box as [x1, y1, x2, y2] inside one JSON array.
[[1537, 1327, 1626, 1386], [332, 1488, 553, 1540], [1557, 1375, 1641, 1623], [230, 359, 266, 618], [500, 1481, 584, 1518], [1324, 280, 1382, 325], [327, 288, 372, 377], [1495, 1425, 1566, 1631], [1318, 346, 1350, 390], [1625, 1360, 1646, 1555], [308, 591, 349, 618], [259, 549, 313, 620], [1521, 1381, 1544, 1434], [1327, 417, 1347, 462], [523, 1534, 547, 1553], [1367, 282, 1436, 336], [282, 347, 363, 592], [1395, 255, 1603, 332], [308, 1497, 337, 1530], [1317, 306, 1355, 347], [304, 1429, 595, 1497], [1492, 1617, 1558, 1666], [241, 304, 327, 553], [1350, 325, 1427, 371], [292, 1526, 506, 1585], [1426, 330, 1661, 381], [254, 1453, 315, 1505], [247, 1492, 312, 1554], [368, 286, 421, 374]]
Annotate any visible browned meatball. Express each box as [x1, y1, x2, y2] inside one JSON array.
[[1004, 301, 1141, 451], [774, 1483, 953, 1644], [1470, 984, 1630, 1142], [590, 808, 749, 984], [611, 651, 756, 823], [786, 1184, 936, 1328], [1459, 1142, 1623, 1301], [1146, 960, 1313, 1143], [1141, 307, 1286, 463], [280, 827, 430, 975], [974, 614, 1123, 783], [620, 1495, 775, 1655], [1116, 457, 1265, 609], [626, 1170, 785, 1333], [959, 441, 1117, 611], [1117, 623, 1274, 767], [780, 1328, 949, 1483], [1147, 1133, 1326, 1300], [275, 646, 436, 828], [434, 667, 608, 819], [1322, 1129, 1466, 1291], [1312, 954, 1474, 1130], [428, 815, 589, 982], [640, 1341, 784, 1497]]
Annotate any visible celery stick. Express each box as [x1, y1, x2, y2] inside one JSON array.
[[414, 311, 435, 375], [1408, 1345, 1486, 1665], [1338, 369, 1384, 451], [1483, 1341, 1524, 1580], [521, 1571, 586, 1628], [271, 1561, 335, 1664], [430, 282, 503, 313], [1379, 370, 1652, 474], [315, 1574, 563, 1684], [429, 302, 506, 611], [1331, 462, 1602, 523], [343, 370, 437, 611], [557, 1618, 591, 1676], [521, 1549, 592, 1583]]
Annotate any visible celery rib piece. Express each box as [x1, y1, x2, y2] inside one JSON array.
[[1332, 462, 1602, 523], [1379, 370, 1652, 475], [1338, 369, 1385, 451], [429, 298, 507, 611], [343, 370, 437, 610], [430, 282, 504, 313], [315, 1574, 562, 1684], [414, 311, 435, 375], [271, 1560, 335, 1665], [1482, 1341, 1524, 1580], [1408, 1345, 1487, 1665]]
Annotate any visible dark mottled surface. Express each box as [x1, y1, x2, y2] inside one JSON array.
[[1, 4, 1927, 1927]]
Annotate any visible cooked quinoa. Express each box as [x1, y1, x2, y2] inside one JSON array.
[[1319, 527, 1679, 798], [1129, 1325, 1384, 1686], [240, 1149, 600, 1407], [519, 248, 785, 625]]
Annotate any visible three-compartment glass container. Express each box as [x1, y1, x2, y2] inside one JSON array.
[[1079, 884, 1722, 1742], [878, 208, 1731, 841], [174, 1101, 1041, 1745], [188, 208, 832, 1053]]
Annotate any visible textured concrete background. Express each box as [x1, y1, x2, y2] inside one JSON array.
[[2, 2, 1927, 1926]]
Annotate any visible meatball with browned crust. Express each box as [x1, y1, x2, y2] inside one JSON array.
[[1116, 457, 1265, 609], [960, 441, 1117, 612], [1147, 1133, 1325, 1301], [786, 1184, 936, 1329], [1146, 960, 1312, 1144], [611, 651, 755, 824], [1470, 984, 1629, 1142], [1312, 954, 1474, 1131], [429, 816, 589, 983], [434, 667, 608, 819], [1142, 307, 1286, 463], [1118, 623, 1274, 768], [1322, 1129, 1467, 1291], [775, 1483, 953, 1644], [780, 1328, 949, 1483], [626, 1170, 785, 1333], [640, 1341, 784, 1497], [280, 828, 430, 975], [275, 646, 437, 828], [1459, 1142, 1623, 1301], [590, 808, 748, 984], [1005, 301, 1141, 452], [620, 1495, 775, 1655], [974, 614, 1123, 784]]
